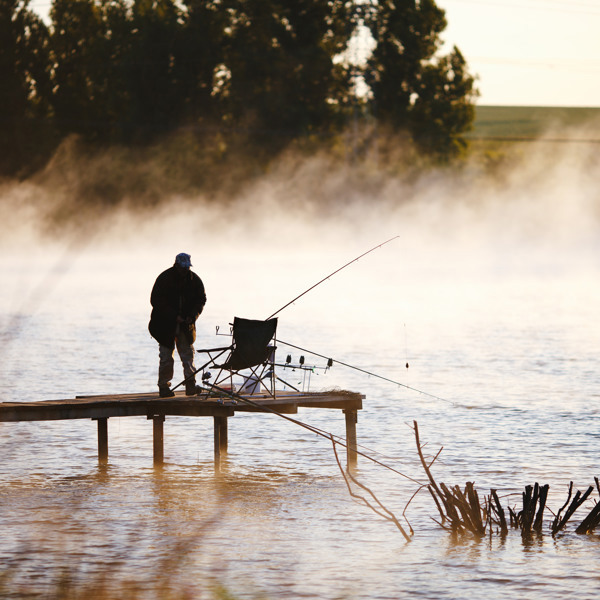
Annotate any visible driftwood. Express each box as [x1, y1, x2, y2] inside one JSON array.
[[517, 483, 549, 535], [551, 482, 594, 535], [490, 489, 508, 536], [413, 421, 600, 539], [414, 421, 487, 536], [575, 478, 600, 534], [328, 418, 600, 540]]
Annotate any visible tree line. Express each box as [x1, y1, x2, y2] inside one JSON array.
[[1, 0, 478, 178]]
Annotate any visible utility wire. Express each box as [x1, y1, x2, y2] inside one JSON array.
[[444, 0, 600, 15]]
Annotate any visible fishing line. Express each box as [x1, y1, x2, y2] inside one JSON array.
[[258, 236, 454, 405], [199, 382, 424, 485], [265, 235, 399, 321], [404, 322, 409, 369], [273, 413, 413, 466], [277, 339, 456, 406]]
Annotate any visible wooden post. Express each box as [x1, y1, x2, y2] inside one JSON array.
[[213, 416, 228, 472], [343, 409, 358, 471], [152, 415, 165, 466], [217, 416, 228, 453], [95, 418, 108, 463]]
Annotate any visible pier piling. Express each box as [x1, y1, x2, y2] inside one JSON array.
[[152, 415, 165, 466], [213, 416, 228, 472], [95, 417, 108, 463], [344, 409, 358, 471]]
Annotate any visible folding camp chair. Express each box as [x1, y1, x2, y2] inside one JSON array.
[[196, 317, 278, 398]]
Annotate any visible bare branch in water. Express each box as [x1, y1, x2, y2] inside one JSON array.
[[551, 483, 593, 535], [414, 422, 600, 539], [490, 489, 508, 536], [413, 421, 444, 501], [402, 484, 428, 536], [330, 435, 412, 542], [414, 421, 487, 536], [575, 478, 600, 534]]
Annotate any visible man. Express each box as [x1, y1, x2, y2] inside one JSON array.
[[149, 252, 207, 397]]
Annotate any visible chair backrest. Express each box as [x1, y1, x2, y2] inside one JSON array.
[[221, 317, 277, 370]]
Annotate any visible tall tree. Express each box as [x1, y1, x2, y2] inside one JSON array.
[[124, 0, 183, 140], [90, 0, 134, 139], [50, 0, 109, 138], [50, 0, 140, 142], [364, 0, 477, 159], [0, 0, 52, 175], [177, 0, 226, 124], [410, 46, 477, 157], [220, 0, 353, 153]]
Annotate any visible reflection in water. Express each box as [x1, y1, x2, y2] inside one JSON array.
[[520, 531, 545, 552]]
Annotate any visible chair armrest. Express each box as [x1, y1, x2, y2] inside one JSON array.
[[196, 346, 232, 354]]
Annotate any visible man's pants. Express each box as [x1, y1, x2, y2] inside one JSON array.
[[158, 335, 196, 388]]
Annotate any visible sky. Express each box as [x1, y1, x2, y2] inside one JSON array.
[[437, 0, 600, 106], [29, 0, 600, 107]]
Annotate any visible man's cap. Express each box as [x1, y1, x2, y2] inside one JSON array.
[[175, 252, 192, 268]]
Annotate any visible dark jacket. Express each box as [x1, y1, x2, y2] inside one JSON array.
[[148, 265, 207, 349]]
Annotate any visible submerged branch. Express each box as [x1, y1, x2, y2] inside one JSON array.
[[330, 435, 412, 542], [413, 421, 487, 536], [551, 483, 593, 535], [576, 478, 600, 534], [413, 421, 600, 540], [490, 489, 508, 536]]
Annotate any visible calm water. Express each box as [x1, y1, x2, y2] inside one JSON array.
[[1, 213, 600, 599]]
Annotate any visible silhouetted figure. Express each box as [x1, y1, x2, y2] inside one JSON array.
[[149, 253, 206, 397]]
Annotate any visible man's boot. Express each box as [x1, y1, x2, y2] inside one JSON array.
[[159, 385, 175, 398], [185, 380, 199, 396]]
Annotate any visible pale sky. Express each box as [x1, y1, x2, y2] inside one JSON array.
[[30, 0, 600, 107], [438, 0, 600, 106]]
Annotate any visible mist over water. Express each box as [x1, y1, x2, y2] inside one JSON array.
[[1, 135, 600, 598]]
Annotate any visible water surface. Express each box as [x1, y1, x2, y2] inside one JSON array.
[[1, 224, 600, 599]]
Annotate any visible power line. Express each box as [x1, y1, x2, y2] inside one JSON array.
[[468, 57, 600, 72], [442, 0, 600, 16]]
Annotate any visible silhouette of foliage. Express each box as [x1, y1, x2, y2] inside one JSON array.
[[363, 0, 478, 159], [0, 0, 477, 176], [0, 0, 53, 176]]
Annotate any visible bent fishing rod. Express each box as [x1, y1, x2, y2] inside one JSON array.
[[177, 234, 450, 404], [176, 236, 399, 391], [265, 235, 399, 321], [277, 339, 455, 405]]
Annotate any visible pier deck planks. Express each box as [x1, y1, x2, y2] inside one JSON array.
[[0, 390, 363, 422], [0, 390, 364, 469]]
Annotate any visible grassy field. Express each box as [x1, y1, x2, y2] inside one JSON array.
[[468, 105, 600, 140]]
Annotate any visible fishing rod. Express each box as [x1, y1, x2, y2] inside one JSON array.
[[265, 235, 399, 321], [277, 339, 455, 405]]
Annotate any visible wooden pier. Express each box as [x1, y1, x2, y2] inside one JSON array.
[[0, 390, 364, 470]]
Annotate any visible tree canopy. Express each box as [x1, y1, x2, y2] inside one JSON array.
[[1, 0, 478, 177], [0, 0, 52, 175], [363, 0, 477, 158]]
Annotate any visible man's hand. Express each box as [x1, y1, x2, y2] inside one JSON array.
[[176, 316, 195, 324]]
